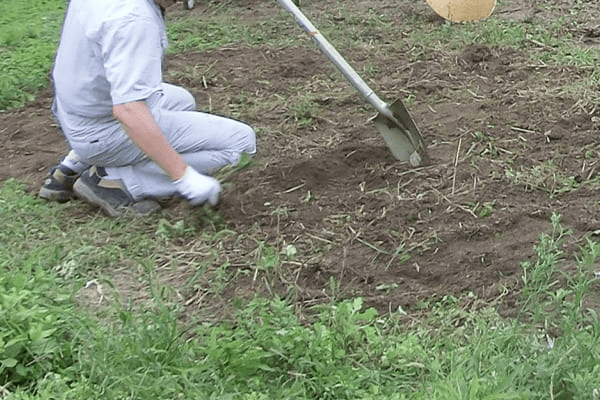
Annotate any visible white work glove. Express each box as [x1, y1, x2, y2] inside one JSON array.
[[175, 166, 222, 206]]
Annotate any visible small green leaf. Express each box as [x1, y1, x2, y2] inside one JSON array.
[[2, 358, 18, 368], [16, 363, 29, 377]]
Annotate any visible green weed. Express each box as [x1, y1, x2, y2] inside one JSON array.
[[0, 267, 84, 389], [467, 200, 496, 218], [520, 213, 571, 315], [505, 160, 582, 197]]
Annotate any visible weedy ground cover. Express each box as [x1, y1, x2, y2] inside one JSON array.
[[0, 0, 65, 110], [3, 0, 600, 398], [2, 179, 600, 398]]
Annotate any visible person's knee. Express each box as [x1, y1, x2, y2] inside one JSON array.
[[179, 90, 196, 111], [161, 83, 196, 111], [240, 124, 257, 155]]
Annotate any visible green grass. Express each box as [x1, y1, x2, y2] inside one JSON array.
[[409, 16, 566, 50], [165, 5, 297, 53], [2, 179, 600, 399], [0, 0, 65, 109]]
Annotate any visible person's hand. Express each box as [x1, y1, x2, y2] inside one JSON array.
[[175, 166, 221, 206]]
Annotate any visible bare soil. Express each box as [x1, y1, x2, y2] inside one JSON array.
[[3, 0, 600, 316]]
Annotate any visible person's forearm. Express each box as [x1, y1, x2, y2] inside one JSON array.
[[113, 101, 187, 180]]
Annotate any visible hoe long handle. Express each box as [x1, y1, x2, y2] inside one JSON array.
[[276, 0, 394, 120]]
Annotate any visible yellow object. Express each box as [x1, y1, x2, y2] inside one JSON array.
[[425, 0, 497, 23]]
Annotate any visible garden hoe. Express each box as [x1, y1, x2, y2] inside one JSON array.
[[425, 0, 497, 23], [277, 0, 426, 166]]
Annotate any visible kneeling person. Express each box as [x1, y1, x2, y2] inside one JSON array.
[[39, 0, 256, 216]]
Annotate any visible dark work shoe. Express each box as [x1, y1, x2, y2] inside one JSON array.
[[39, 164, 79, 202], [73, 166, 160, 217]]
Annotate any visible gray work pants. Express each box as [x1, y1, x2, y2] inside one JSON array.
[[66, 83, 256, 200]]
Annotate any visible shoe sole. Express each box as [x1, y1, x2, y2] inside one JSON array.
[[73, 179, 160, 217], [39, 187, 73, 202]]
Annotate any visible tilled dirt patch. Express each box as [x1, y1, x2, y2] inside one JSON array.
[[3, 0, 600, 315]]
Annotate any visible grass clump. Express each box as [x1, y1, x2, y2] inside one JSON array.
[[0, 267, 83, 389], [0, 0, 65, 109], [0, 179, 162, 280]]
